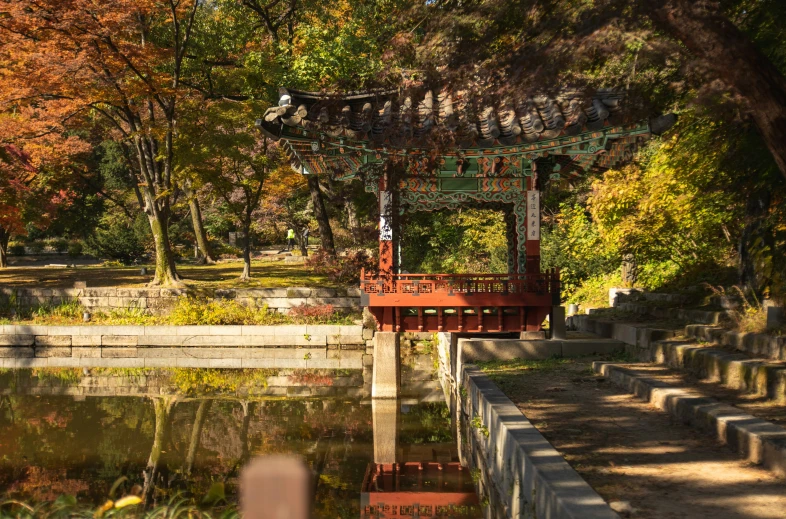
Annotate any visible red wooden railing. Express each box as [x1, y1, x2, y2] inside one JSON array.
[[359, 269, 560, 332], [360, 269, 560, 297]]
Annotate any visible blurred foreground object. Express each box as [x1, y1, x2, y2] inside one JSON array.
[[241, 455, 311, 519]]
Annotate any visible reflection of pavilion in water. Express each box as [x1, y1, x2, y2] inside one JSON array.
[[361, 462, 477, 518], [363, 400, 479, 518]]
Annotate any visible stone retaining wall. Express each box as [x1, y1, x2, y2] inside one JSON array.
[[0, 287, 361, 315], [0, 324, 373, 370]]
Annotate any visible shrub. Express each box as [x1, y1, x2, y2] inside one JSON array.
[[8, 243, 26, 256], [568, 271, 622, 307], [288, 303, 335, 324], [51, 238, 69, 254], [86, 214, 148, 262], [168, 297, 283, 326], [33, 299, 85, 320], [67, 241, 83, 257], [27, 240, 45, 254], [706, 284, 768, 333], [213, 242, 242, 259], [305, 248, 376, 284]]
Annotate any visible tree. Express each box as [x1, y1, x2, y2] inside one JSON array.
[[407, 0, 786, 181], [0, 133, 87, 268], [0, 146, 33, 268], [259, 164, 312, 257], [307, 175, 337, 256], [182, 180, 217, 265], [0, 0, 204, 285], [182, 101, 284, 280], [645, 1, 786, 180]]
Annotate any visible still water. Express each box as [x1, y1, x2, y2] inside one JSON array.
[[0, 368, 481, 517]]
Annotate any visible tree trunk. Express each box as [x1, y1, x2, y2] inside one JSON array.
[[184, 399, 212, 477], [346, 200, 361, 245], [223, 401, 256, 481], [143, 397, 177, 506], [308, 175, 336, 256], [148, 210, 182, 287], [738, 188, 772, 291], [298, 232, 308, 258], [0, 227, 8, 269], [240, 224, 252, 281], [184, 182, 215, 264], [651, 0, 786, 180]]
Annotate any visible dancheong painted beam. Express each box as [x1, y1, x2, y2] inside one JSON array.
[[257, 87, 676, 333]]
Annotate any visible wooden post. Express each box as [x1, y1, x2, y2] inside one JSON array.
[[505, 209, 519, 274]]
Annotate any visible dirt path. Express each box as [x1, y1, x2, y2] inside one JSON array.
[[483, 357, 786, 519]]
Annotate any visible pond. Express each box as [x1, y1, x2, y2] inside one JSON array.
[[0, 368, 481, 518]]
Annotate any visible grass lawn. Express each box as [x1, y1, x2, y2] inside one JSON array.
[[0, 260, 338, 289]]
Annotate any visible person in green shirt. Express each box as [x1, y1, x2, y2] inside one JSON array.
[[286, 228, 295, 251]]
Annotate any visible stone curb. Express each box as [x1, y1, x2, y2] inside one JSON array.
[[593, 362, 786, 478], [462, 366, 619, 519]]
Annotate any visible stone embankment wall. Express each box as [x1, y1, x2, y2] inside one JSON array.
[[0, 287, 361, 315], [0, 324, 373, 370]]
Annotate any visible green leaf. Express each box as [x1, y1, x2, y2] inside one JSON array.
[[202, 482, 226, 505]]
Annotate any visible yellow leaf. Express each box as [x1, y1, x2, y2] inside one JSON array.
[[114, 496, 142, 509], [94, 500, 113, 518]]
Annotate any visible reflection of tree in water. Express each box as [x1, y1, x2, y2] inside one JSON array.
[[138, 397, 372, 513], [1, 393, 378, 515], [142, 397, 178, 505]]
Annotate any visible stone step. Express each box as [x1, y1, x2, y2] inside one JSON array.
[[651, 340, 786, 404], [566, 315, 677, 360], [615, 302, 728, 324], [685, 324, 786, 361], [593, 361, 786, 478]]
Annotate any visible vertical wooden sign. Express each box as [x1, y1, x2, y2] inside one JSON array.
[[526, 190, 540, 241], [379, 191, 393, 241]]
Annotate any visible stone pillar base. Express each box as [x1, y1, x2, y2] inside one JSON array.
[[372, 398, 399, 464], [520, 331, 546, 340], [551, 306, 567, 340], [372, 332, 400, 399]]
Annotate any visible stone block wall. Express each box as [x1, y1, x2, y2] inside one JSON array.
[[0, 286, 361, 316]]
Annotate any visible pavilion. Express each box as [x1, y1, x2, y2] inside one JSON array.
[[257, 88, 675, 335]]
